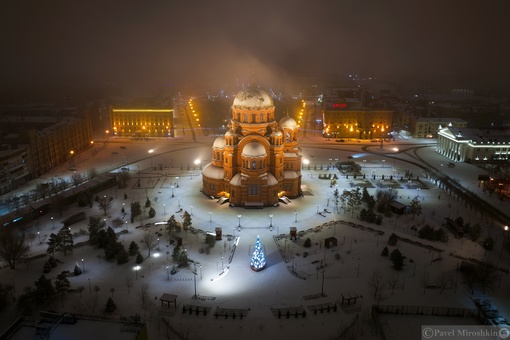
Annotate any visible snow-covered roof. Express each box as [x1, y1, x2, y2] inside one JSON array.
[[232, 86, 273, 109], [242, 142, 266, 157], [212, 136, 226, 149], [279, 117, 297, 129], [266, 173, 278, 185], [284, 170, 299, 179], [230, 173, 242, 186], [284, 152, 298, 158], [201, 163, 224, 179]]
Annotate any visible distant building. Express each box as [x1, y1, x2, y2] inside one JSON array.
[[0, 106, 92, 191], [202, 85, 302, 207], [0, 148, 30, 195], [321, 86, 393, 139], [437, 127, 510, 163], [414, 118, 467, 138], [110, 107, 174, 138]]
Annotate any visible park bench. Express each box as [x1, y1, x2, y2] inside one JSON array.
[[307, 302, 337, 314], [270, 306, 306, 318], [182, 304, 211, 316], [213, 307, 249, 319]]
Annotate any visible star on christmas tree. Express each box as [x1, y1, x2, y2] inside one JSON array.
[[250, 235, 266, 271]]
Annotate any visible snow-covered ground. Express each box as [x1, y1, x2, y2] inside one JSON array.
[[1, 132, 510, 340]]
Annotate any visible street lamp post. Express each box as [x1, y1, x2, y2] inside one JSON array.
[[163, 204, 166, 215], [171, 185, 174, 197], [316, 204, 320, 214], [178, 197, 181, 208], [37, 231, 41, 244], [500, 226, 509, 258], [51, 217, 54, 229], [166, 266, 170, 280], [190, 206, 193, 216], [134, 266, 140, 280], [238, 214, 242, 229], [209, 212, 212, 222], [221, 256, 224, 270], [393, 148, 399, 169], [82, 258, 85, 273], [294, 211, 298, 223], [192, 263, 198, 298], [269, 214, 273, 230], [176, 177, 179, 188]]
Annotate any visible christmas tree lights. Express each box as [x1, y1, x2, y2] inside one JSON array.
[[250, 235, 266, 271]]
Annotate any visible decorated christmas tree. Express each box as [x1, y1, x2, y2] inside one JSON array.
[[250, 235, 266, 271]]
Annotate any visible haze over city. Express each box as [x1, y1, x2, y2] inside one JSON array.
[[1, 0, 509, 94]]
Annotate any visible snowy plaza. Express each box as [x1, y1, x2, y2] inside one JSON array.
[[1, 131, 510, 340]]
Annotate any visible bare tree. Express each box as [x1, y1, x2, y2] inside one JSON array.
[[117, 170, 131, 189], [87, 167, 98, 180], [0, 228, 30, 269], [71, 172, 82, 187], [136, 283, 151, 318], [141, 231, 157, 257], [98, 196, 111, 216], [476, 262, 500, 293], [367, 271, 386, 303], [386, 273, 399, 295], [435, 271, 452, 294], [125, 277, 133, 294]]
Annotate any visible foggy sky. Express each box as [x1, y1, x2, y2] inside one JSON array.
[[1, 0, 509, 91]]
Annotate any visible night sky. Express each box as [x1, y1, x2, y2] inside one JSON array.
[[1, 0, 509, 91]]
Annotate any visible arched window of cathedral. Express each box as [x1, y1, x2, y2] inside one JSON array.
[[252, 114, 256, 122], [243, 114, 248, 122], [260, 113, 264, 122], [252, 161, 256, 169], [286, 132, 290, 142]]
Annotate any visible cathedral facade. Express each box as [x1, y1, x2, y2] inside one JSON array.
[[201, 85, 302, 207]]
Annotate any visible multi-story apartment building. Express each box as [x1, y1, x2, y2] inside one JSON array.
[[0, 106, 92, 192]]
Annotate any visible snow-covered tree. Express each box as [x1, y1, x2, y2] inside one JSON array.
[[250, 235, 266, 271]]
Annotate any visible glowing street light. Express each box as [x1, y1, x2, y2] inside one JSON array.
[[393, 148, 399, 169], [37, 231, 41, 243], [176, 177, 179, 187], [194, 159, 201, 170], [269, 214, 273, 230], [51, 217, 54, 229], [82, 258, 85, 273], [500, 226, 509, 258], [238, 214, 242, 228], [134, 265, 141, 280]]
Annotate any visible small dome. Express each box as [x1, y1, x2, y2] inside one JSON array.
[[212, 136, 226, 149], [225, 129, 236, 136], [233, 86, 273, 109], [279, 117, 297, 129], [242, 142, 266, 157], [272, 130, 282, 136]]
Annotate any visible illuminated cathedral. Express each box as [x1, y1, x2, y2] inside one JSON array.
[[201, 85, 302, 207]]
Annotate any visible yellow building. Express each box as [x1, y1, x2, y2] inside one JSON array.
[[322, 109, 393, 139], [110, 108, 174, 137], [202, 85, 302, 207]]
